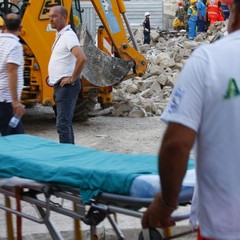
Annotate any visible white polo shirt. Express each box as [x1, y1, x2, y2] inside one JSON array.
[[48, 25, 80, 85], [161, 30, 240, 239], [0, 33, 24, 102]]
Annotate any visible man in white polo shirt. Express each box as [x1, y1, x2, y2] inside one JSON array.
[[0, 13, 25, 136], [142, 0, 240, 239], [48, 5, 86, 144]]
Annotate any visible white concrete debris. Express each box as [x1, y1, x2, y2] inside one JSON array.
[[91, 21, 228, 118]]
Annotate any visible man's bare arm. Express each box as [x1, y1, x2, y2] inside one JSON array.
[[142, 122, 196, 228], [60, 46, 87, 87], [70, 46, 87, 82], [7, 63, 25, 117], [159, 122, 196, 210]]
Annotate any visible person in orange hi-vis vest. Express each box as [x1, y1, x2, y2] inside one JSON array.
[[206, 0, 224, 25]]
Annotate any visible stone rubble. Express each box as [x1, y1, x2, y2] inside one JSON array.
[[91, 21, 228, 118]]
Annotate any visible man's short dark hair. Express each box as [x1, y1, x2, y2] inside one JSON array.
[[4, 14, 21, 31], [59, 6, 68, 18]]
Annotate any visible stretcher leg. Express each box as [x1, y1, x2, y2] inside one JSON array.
[[90, 225, 99, 240], [107, 214, 125, 240], [163, 227, 171, 238], [5, 196, 14, 240], [142, 229, 151, 240], [139, 228, 162, 240], [73, 202, 83, 240], [15, 187, 22, 240], [35, 205, 63, 240]]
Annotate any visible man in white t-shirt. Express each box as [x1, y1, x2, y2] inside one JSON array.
[[142, 0, 240, 239], [0, 13, 25, 136], [48, 6, 86, 144]]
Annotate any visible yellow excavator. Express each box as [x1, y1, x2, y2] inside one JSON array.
[[0, 0, 148, 121]]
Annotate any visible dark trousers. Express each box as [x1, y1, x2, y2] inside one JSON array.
[[197, 18, 205, 32], [0, 102, 24, 136], [143, 30, 150, 44], [54, 79, 81, 144]]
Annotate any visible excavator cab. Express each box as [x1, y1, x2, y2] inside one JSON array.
[[0, 1, 20, 15], [0, 0, 148, 121]]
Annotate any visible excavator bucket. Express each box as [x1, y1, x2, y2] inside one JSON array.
[[78, 25, 132, 87]]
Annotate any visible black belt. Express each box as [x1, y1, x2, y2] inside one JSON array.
[[54, 78, 80, 86]]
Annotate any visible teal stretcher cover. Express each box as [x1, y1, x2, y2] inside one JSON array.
[[0, 134, 194, 203]]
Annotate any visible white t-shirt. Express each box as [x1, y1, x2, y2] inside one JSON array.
[[161, 29, 240, 239], [0, 33, 24, 102], [48, 25, 80, 85]]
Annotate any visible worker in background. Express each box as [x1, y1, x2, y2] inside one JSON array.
[[143, 12, 151, 44], [183, 0, 190, 30], [73, 15, 80, 27], [206, 0, 224, 25], [0, 13, 25, 136], [173, 2, 185, 31], [197, 0, 207, 32], [142, 0, 240, 239], [48, 6, 86, 144], [221, 1, 230, 19], [183, 0, 191, 12], [187, 0, 198, 40]]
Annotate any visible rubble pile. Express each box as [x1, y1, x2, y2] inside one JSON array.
[[93, 21, 228, 118]]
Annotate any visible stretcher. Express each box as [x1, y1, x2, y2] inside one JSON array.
[[0, 134, 196, 240]]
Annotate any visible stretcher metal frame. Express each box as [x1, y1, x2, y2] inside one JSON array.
[[0, 178, 195, 240]]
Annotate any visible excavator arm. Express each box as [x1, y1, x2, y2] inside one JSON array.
[[90, 0, 147, 78], [80, 0, 148, 86]]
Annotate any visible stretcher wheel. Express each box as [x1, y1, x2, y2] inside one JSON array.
[[83, 207, 106, 226], [138, 228, 163, 240]]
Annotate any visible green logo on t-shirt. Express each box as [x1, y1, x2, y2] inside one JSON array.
[[223, 78, 240, 99]]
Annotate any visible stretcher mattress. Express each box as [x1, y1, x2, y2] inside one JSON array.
[[0, 134, 195, 203]]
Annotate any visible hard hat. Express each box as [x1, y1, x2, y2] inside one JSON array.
[[190, 0, 197, 4], [73, 15, 80, 26], [0, 16, 4, 27], [145, 12, 150, 17], [178, 2, 183, 6]]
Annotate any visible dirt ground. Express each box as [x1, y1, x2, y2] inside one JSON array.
[[22, 104, 167, 155]]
